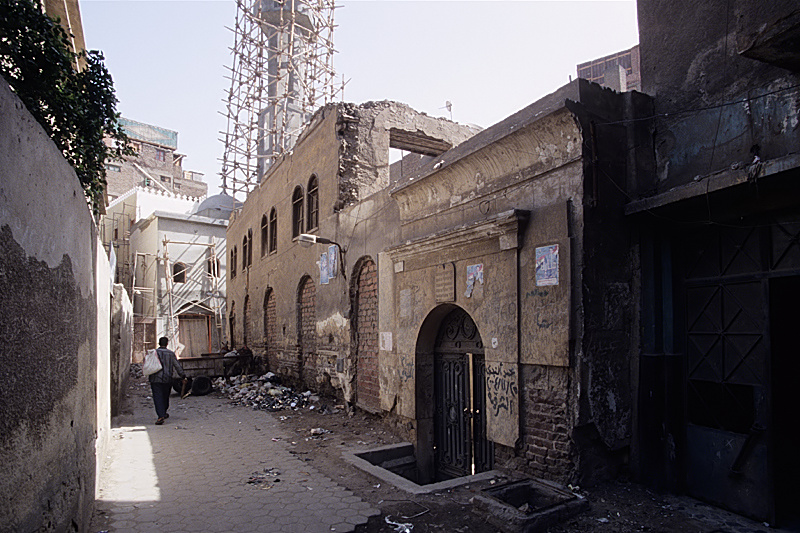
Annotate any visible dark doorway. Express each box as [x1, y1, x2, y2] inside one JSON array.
[[433, 308, 493, 480], [770, 276, 800, 530]]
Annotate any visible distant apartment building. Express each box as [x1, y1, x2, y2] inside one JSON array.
[[577, 45, 641, 92], [105, 118, 207, 202]]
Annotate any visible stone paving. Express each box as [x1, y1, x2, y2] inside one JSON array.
[[93, 384, 379, 533]]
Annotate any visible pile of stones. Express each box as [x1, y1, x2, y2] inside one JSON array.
[[214, 373, 336, 413]]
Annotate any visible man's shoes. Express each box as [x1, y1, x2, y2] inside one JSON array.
[[164, 413, 169, 419], [156, 417, 165, 425]]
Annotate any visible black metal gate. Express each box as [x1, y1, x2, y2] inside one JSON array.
[[679, 217, 800, 522], [434, 308, 494, 480]]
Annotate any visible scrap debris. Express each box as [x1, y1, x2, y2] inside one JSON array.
[[385, 516, 413, 533], [214, 373, 340, 413]]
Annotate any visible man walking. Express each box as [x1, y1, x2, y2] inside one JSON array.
[[149, 337, 187, 425]]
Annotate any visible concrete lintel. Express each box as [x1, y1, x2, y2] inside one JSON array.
[[625, 153, 800, 215]]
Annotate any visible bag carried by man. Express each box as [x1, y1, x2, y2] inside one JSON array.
[[142, 348, 162, 376]]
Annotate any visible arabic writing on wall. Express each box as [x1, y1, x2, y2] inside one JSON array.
[[486, 363, 518, 417]]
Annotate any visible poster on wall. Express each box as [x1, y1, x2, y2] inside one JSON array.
[[465, 263, 484, 297], [535, 244, 559, 286], [328, 244, 338, 279], [320, 252, 329, 284]]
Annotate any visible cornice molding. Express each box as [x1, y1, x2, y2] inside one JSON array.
[[387, 209, 530, 263]]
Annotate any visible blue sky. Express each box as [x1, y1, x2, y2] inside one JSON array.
[[81, 0, 639, 195]]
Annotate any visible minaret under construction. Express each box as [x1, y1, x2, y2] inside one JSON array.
[[220, 0, 340, 201]]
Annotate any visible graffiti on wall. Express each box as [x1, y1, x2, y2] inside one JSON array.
[[399, 353, 414, 383], [486, 362, 518, 418]]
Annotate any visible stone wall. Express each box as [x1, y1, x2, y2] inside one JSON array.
[[110, 283, 133, 417], [0, 80, 111, 532]]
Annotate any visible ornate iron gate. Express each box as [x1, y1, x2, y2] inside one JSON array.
[[434, 308, 493, 480]]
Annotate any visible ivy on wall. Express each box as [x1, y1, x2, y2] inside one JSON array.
[[0, 0, 131, 215]]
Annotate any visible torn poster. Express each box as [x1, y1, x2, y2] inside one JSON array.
[[320, 252, 329, 285], [535, 244, 559, 286], [380, 332, 393, 351], [327, 244, 338, 279], [465, 263, 484, 297]]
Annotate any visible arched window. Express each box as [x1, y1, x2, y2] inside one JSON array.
[[242, 235, 248, 271], [247, 228, 253, 267], [269, 207, 277, 254], [292, 186, 304, 238], [307, 175, 319, 232], [173, 262, 187, 283], [260, 214, 268, 257], [230, 246, 237, 278]]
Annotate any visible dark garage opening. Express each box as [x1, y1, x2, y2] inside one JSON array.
[[770, 275, 800, 530]]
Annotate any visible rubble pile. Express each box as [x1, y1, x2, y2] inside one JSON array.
[[214, 373, 337, 413]]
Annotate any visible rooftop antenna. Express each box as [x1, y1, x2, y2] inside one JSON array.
[[439, 100, 453, 120]]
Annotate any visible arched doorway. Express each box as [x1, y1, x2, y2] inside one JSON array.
[[416, 306, 494, 482], [354, 258, 379, 412], [434, 307, 493, 479], [263, 288, 276, 372], [243, 294, 250, 347], [298, 276, 316, 388], [228, 301, 236, 349]]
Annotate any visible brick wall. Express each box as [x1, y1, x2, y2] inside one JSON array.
[[264, 289, 278, 372], [243, 294, 251, 346], [516, 364, 576, 483], [298, 277, 316, 389], [356, 260, 379, 412]]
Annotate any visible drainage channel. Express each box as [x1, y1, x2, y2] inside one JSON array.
[[342, 442, 502, 495]]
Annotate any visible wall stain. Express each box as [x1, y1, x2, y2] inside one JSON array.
[[0, 225, 81, 449]]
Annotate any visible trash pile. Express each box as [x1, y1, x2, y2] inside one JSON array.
[[214, 373, 338, 413]]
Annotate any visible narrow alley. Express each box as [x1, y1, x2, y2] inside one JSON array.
[[92, 375, 785, 533]]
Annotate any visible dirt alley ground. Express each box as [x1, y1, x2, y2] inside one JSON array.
[[109, 375, 782, 533]]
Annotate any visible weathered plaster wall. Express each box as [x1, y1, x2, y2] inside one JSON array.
[[0, 81, 109, 532], [638, 0, 800, 193], [227, 105, 344, 390], [390, 104, 585, 457], [227, 101, 472, 405], [389, 80, 644, 486], [110, 283, 133, 417]]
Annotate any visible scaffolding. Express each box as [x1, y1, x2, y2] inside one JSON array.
[[161, 236, 226, 356], [220, 0, 342, 201]]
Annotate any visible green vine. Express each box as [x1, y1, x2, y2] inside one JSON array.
[[0, 0, 132, 215]]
